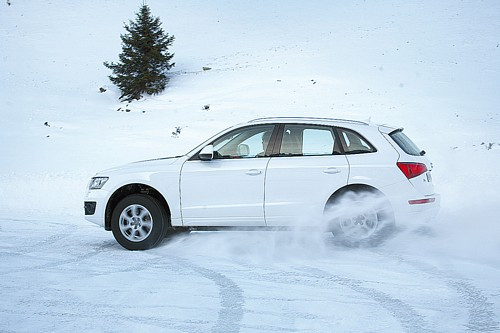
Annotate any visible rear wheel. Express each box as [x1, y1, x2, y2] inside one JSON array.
[[325, 190, 395, 247], [111, 194, 168, 250]]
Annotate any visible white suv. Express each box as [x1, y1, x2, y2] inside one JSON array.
[[84, 117, 439, 250]]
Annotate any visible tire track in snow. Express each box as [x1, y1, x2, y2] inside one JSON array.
[[297, 266, 435, 333], [230, 260, 434, 333], [0, 218, 75, 255], [170, 256, 245, 333], [372, 251, 500, 332], [451, 280, 500, 332], [16, 225, 76, 255], [2, 250, 213, 333], [0, 241, 117, 276], [0, 291, 210, 332]]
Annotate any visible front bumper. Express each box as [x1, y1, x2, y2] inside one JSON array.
[[84, 201, 96, 216], [83, 188, 110, 227]]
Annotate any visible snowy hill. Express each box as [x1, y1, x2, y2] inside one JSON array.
[[1, 1, 499, 331]]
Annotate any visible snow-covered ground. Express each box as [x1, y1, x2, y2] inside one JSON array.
[[1, 1, 499, 332]]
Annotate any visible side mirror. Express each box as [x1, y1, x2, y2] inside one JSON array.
[[199, 145, 214, 161], [237, 144, 250, 157]]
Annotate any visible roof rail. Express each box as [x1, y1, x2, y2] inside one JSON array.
[[248, 117, 369, 125]]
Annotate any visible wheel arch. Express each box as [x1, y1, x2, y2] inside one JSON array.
[[104, 183, 171, 231], [325, 183, 386, 208]]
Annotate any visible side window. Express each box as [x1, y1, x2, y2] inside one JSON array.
[[279, 125, 337, 156], [212, 125, 275, 159], [338, 128, 376, 154]]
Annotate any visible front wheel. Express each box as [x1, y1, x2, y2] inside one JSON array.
[[111, 194, 168, 250], [325, 190, 395, 247]]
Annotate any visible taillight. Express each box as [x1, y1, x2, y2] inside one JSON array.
[[408, 198, 435, 205], [397, 162, 427, 179]]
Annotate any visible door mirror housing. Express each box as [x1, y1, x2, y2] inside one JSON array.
[[199, 145, 214, 161]]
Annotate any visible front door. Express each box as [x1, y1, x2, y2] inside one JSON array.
[[180, 124, 277, 226]]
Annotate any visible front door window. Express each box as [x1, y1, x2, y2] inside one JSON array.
[[213, 125, 275, 159]]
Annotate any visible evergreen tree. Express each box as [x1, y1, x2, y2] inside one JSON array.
[[104, 4, 175, 102]]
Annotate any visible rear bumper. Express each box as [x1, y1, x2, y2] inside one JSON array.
[[392, 193, 440, 224], [381, 179, 440, 224], [407, 193, 440, 221]]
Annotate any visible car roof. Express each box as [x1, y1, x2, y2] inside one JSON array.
[[248, 116, 368, 125], [246, 117, 400, 133]]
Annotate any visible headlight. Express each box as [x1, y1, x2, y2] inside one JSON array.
[[88, 177, 109, 190]]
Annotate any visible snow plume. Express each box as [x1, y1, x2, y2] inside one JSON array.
[[323, 190, 395, 238], [383, 149, 500, 266], [158, 191, 398, 263], [160, 178, 500, 267], [159, 230, 332, 265], [397, 202, 500, 266]]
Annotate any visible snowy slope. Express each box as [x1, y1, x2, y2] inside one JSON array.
[[1, 0, 499, 332]]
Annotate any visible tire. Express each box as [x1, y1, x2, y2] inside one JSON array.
[[325, 190, 395, 247], [111, 194, 168, 250]]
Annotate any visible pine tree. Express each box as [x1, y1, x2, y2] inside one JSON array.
[[104, 4, 175, 102]]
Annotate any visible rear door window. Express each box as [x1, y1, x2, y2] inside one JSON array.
[[279, 125, 340, 156], [389, 130, 421, 156]]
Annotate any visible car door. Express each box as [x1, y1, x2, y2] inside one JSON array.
[[264, 124, 349, 226], [180, 124, 278, 226]]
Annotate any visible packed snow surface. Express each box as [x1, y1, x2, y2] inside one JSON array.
[[1, 0, 499, 332]]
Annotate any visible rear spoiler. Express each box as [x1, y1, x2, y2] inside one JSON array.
[[389, 128, 403, 135], [378, 124, 402, 134]]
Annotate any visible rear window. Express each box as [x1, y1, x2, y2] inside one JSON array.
[[390, 130, 421, 156]]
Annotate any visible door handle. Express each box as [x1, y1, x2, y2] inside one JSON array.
[[245, 169, 262, 176], [323, 167, 341, 174]]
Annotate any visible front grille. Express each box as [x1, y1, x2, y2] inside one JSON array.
[[84, 201, 97, 215]]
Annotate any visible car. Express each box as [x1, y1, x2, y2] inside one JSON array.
[[84, 117, 440, 250]]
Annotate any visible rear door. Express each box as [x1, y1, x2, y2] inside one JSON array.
[[264, 124, 349, 226]]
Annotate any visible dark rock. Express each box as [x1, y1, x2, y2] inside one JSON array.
[[172, 126, 182, 137]]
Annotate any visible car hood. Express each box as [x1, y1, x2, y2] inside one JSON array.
[[97, 156, 183, 176]]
